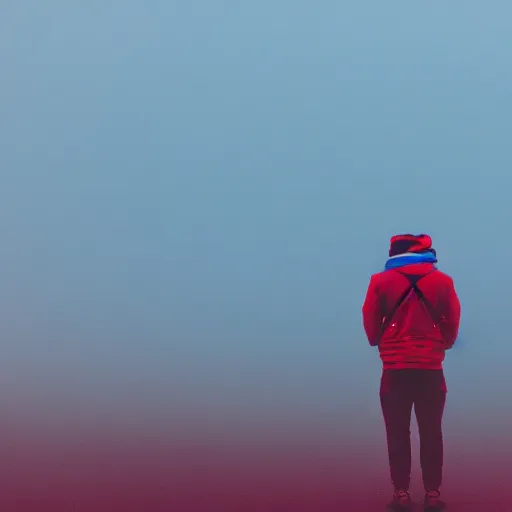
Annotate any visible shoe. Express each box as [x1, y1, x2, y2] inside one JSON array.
[[388, 489, 412, 510], [424, 489, 445, 510]]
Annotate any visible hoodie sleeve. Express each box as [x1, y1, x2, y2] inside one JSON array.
[[362, 275, 384, 346], [439, 277, 461, 349]]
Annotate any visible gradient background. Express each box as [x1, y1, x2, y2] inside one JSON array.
[[1, 2, 512, 511]]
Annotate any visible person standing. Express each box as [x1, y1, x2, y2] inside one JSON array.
[[362, 234, 461, 511]]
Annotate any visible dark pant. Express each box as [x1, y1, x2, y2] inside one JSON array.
[[380, 369, 446, 492]]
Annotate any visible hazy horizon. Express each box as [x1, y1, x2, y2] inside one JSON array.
[[2, 1, 512, 510]]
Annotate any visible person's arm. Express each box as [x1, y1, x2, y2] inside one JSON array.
[[439, 278, 461, 349], [362, 275, 384, 346]]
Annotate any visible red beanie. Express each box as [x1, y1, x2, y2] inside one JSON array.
[[389, 234, 435, 257]]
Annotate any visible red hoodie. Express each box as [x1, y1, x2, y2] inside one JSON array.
[[362, 262, 461, 370]]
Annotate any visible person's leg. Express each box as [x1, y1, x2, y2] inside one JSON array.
[[380, 370, 415, 495], [414, 370, 447, 507]]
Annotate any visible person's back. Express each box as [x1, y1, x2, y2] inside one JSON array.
[[362, 234, 461, 511]]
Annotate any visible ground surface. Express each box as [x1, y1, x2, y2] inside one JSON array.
[[0, 424, 509, 511]]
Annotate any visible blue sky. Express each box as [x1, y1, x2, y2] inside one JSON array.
[[1, 2, 512, 437]]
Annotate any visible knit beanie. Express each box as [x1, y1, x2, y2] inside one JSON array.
[[389, 234, 437, 258]]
